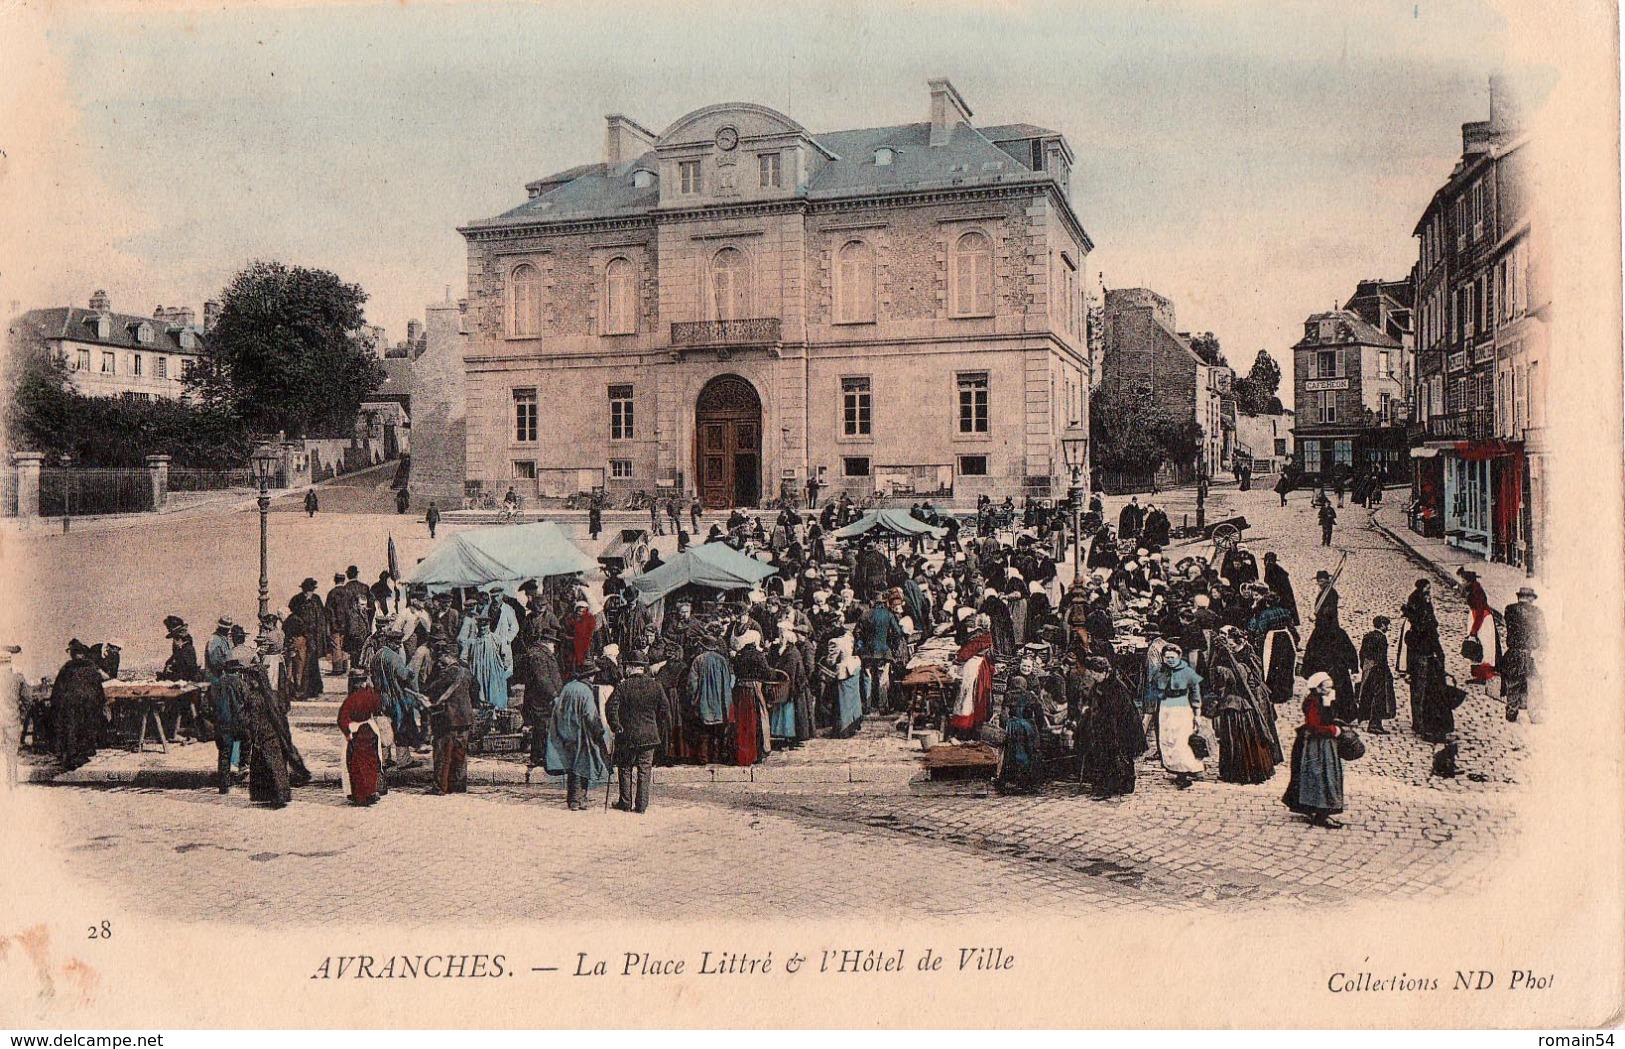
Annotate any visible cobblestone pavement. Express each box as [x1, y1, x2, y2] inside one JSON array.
[[9, 483, 1537, 924]]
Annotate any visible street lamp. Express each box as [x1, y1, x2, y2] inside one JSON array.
[[1060, 422, 1089, 585], [250, 443, 281, 619]]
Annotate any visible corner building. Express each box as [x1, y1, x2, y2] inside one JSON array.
[[456, 80, 1093, 509]]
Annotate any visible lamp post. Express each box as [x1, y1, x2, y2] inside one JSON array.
[[1060, 422, 1089, 586], [250, 443, 281, 620]]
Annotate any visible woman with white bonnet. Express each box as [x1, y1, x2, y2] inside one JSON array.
[[1282, 672, 1347, 829]]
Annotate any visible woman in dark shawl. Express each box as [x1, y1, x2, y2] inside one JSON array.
[[1205, 634, 1282, 784], [1074, 652, 1146, 797], [1401, 579, 1454, 742], [50, 640, 107, 772], [239, 656, 302, 807]]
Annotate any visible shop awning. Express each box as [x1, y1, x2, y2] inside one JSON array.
[[628, 543, 778, 606], [831, 509, 947, 541], [405, 522, 596, 591]]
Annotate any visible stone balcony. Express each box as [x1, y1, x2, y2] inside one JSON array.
[[670, 318, 783, 357]]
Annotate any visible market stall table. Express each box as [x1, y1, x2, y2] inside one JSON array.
[[103, 681, 208, 754]]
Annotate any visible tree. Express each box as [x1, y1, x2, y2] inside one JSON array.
[[1089, 380, 1205, 478], [190, 260, 383, 439], [1187, 331, 1226, 368], [1234, 349, 1284, 414]]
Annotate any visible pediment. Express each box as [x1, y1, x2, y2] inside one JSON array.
[[657, 103, 809, 148]]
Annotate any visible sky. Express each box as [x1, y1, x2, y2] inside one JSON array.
[[0, 0, 1534, 402]]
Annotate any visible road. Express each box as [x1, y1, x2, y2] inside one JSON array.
[[5, 482, 1535, 924]]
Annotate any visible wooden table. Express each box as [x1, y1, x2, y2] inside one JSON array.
[[103, 681, 208, 754], [897, 664, 955, 735]]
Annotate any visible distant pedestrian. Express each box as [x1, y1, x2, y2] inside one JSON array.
[[395, 486, 410, 514], [690, 497, 702, 533], [426, 501, 440, 539], [1332, 472, 1346, 508], [665, 498, 681, 535], [304, 489, 319, 517], [805, 474, 821, 510], [649, 501, 662, 537], [1274, 473, 1291, 507], [1318, 502, 1337, 547], [588, 500, 603, 541]]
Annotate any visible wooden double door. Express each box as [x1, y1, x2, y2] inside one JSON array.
[[695, 375, 762, 510]]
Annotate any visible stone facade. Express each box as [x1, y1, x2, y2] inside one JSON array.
[[9, 292, 207, 402], [1289, 308, 1410, 483], [1099, 287, 1204, 477], [452, 80, 1092, 507], [409, 296, 470, 503]]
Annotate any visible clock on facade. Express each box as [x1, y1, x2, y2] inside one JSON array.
[[716, 126, 739, 152]]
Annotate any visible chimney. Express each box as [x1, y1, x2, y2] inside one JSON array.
[[174, 306, 196, 328], [203, 300, 221, 330], [605, 114, 658, 168], [407, 319, 423, 344], [928, 78, 973, 147], [1488, 73, 1522, 136], [1461, 119, 1492, 157], [89, 289, 110, 312], [153, 304, 166, 321]]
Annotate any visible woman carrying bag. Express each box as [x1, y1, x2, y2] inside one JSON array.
[[1283, 673, 1347, 829]]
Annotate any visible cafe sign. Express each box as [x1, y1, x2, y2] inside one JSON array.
[[1304, 378, 1350, 392]]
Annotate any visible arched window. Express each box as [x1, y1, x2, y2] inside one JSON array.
[[710, 247, 750, 321], [835, 240, 876, 324], [509, 263, 542, 337], [604, 257, 636, 335], [951, 231, 994, 317]]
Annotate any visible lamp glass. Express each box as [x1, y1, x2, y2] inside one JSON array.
[[251, 445, 279, 485], [1060, 423, 1088, 470]]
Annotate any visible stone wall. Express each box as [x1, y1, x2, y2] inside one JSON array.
[[409, 297, 468, 503]]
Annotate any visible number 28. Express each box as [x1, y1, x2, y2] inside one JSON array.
[[87, 921, 111, 939]]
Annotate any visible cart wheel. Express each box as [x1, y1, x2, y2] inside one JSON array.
[[1212, 523, 1241, 549]]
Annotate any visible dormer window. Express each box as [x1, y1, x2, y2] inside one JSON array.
[[179, 329, 197, 351], [94, 315, 111, 339], [874, 148, 894, 166], [135, 322, 154, 345], [632, 169, 655, 189]]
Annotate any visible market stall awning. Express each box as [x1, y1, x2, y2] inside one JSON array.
[[405, 522, 596, 591], [628, 543, 777, 606], [831, 509, 947, 540]]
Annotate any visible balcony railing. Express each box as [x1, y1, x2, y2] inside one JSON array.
[[671, 318, 782, 348], [1421, 409, 1493, 441]]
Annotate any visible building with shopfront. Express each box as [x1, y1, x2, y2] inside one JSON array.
[[1288, 305, 1411, 485], [449, 79, 1093, 509], [1408, 77, 1546, 567]]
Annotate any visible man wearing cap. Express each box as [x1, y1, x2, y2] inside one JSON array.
[[544, 665, 610, 810], [204, 618, 244, 777], [373, 627, 422, 748], [212, 654, 251, 793], [607, 654, 669, 813], [1500, 587, 1544, 723], [2, 645, 25, 789], [424, 651, 475, 795], [325, 572, 355, 676], [286, 578, 327, 699], [520, 625, 564, 769]]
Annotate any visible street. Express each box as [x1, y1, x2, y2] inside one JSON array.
[[5, 481, 1537, 924]]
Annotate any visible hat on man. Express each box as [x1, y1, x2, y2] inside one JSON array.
[[1517, 587, 1538, 600], [300, 578, 319, 591], [1314, 570, 1332, 581], [518, 579, 539, 593], [216, 617, 234, 630], [163, 614, 186, 630], [106, 638, 126, 651]]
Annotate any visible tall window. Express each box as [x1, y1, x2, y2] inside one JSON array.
[[1316, 389, 1337, 424], [155, 356, 167, 379], [1380, 349, 1391, 377], [510, 263, 542, 337], [131, 354, 143, 377], [841, 377, 872, 436], [1316, 350, 1338, 379], [957, 371, 990, 433], [759, 152, 782, 188], [74, 348, 90, 371], [951, 231, 994, 316], [835, 240, 876, 324], [1379, 392, 1392, 422], [679, 160, 702, 194], [604, 258, 636, 335], [710, 247, 749, 321], [609, 384, 635, 440], [513, 388, 538, 442], [101, 351, 116, 374]]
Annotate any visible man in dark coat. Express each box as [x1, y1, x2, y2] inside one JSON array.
[[607, 656, 670, 813], [853, 541, 890, 600], [1117, 497, 1144, 541], [342, 566, 378, 665], [1301, 570, 1359, 722], [287, 579, 327, 698], [1500, 587, 1545, 722], [325, 573, 354, 676], [424, 652, 475, 795], [1318, 501, 1337, 546], [303, 489, 319, 517], [1262, 552, 1300, 626], [520, 632, 564, 769], [51, 640, 106, 771]]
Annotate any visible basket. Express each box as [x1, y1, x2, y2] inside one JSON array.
[[761, 668, 792, 709]]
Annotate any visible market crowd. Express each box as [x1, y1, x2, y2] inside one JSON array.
[[12, 485, 1544, 828]]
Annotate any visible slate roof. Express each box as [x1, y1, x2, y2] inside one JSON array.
[[371, 357, 413, 401], [1292, 310, 1403, 350], [472, 118, 1069, 229], [11, 307, 206, 355]]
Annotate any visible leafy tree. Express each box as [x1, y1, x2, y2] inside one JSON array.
[[190, 260, 383, 438], [1089, 380, 1205, 476], [1186, 331, 1226, 368], [1234, 349, 1284, 414]]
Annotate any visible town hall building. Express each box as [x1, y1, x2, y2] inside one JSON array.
[[450, 79, 1093, 508]]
